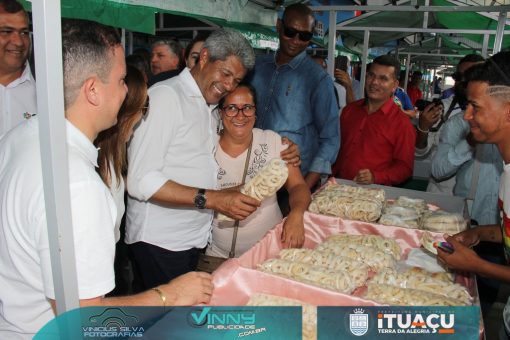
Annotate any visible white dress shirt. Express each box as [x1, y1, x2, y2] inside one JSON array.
[[0, 64, 37, 136], [126, 68, 218, 251], [0, 118, 116, 338]]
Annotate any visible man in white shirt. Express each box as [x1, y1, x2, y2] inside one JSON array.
[[0, 19, 213, 339], [0, 0, 36, 135], [127, 29, 261, 289]]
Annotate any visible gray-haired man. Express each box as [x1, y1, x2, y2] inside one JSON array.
[[148, 39, 183, 86], [127, 29, 260, 289]]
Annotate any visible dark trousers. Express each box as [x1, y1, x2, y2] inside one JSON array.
[[129, 241, 201, 290]]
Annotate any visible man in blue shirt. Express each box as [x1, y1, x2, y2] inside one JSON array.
[[431, 113, 502, 226], [248, 3, 339, 190], [394, 87, 416, 118]]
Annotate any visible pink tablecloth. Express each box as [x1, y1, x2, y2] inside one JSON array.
[[210, 211, 477, 306]]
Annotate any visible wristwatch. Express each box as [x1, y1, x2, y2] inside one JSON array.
[[194, 188, 207, 209]]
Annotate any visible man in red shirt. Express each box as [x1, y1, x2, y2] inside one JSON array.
[[407, 70, 423, 106], [331, 55, 416, 185]]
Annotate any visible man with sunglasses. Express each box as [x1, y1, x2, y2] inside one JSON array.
[[248, 3, 339, 194], [0, 0, 36, 135]]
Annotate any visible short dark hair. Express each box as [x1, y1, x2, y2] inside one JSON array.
[[282, 3, 315, 28], [184, 33, 209, 61], [218, 83, 257, 109], [465, 51, 510, 87], [0, 0, 24, 13], [62, 19, 121, 108], [126, 54, 150, 80], [372, 55, 401, 79], [457, 53, 485, 71]]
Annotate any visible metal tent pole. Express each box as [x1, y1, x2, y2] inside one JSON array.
[[493, 11, 507, 54], [31, 0, 79, 314], [327, 10, 337, 77], [360, 30, 370, 94]]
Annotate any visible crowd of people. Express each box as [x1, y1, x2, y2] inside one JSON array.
[[0, 0, 510, 338]]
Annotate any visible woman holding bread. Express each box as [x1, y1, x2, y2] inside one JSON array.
[[206, 84, 311, 258]]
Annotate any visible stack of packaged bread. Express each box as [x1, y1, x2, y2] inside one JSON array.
[[257, 233, 472, 306], [309, 183, 467, 233]]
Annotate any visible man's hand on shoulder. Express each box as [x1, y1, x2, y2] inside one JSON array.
[[280, 137, 301, 167]]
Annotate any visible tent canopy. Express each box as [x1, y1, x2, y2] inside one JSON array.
[[334, 0, 510, 68]]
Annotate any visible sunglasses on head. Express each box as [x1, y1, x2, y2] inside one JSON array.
[[281, 22, 313, 42]]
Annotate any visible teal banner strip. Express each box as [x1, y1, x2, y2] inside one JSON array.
[[35, 306, 302, 339], [318, 306, 480, 340]]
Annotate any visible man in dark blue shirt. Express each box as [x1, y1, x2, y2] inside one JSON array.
[[248, 3, 339, 191]]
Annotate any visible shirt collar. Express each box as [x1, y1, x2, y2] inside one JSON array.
[[66, 120, 99, 167], [6, 63, 34, 88], [379, 96, 397, 115], [180, 67, 218, 112], [362, 96, 395, 115], [179, 67, 204, 99], [273, 49, 308, 69]]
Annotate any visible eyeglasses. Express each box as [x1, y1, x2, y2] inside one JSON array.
[[281, 22, 313, 42], [221, 104, 256, 117], [141, 96, 149, 118]]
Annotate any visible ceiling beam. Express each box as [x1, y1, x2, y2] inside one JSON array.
[[312, 5, 510, 12], [335, 26, 509, 34]]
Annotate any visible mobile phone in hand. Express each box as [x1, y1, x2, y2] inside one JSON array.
[[335, 56, 348, 72]]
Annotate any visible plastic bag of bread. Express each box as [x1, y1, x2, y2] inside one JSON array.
[[308, 195, 382, 222], [421, 210, 467, 233], [258, 258, 366, 293], [279, 248, 371, 273], [217, 158, 288, 221], [320, 183, 386, 203], [379, 214, 420, 229], [315, 242, 396, 270], [323, 234, 401, 260], [363, 283, 467, 306], [383, 205, 420, 219], [370, 268, 472, 305], [395, 196, 428, 214]]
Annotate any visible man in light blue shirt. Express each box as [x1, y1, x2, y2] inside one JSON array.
[[248, 3, 339, 190], [431, 113, 502, 225]]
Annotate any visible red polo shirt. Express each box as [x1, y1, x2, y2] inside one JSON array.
[[332, 97, 416, 186]]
